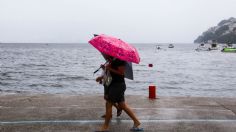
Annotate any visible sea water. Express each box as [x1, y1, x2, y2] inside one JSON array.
[[0, 43, 236, 97]]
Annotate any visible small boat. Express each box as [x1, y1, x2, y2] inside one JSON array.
[[156, 45, 161, 50], [168, 44, 174, 48], [155, 45, 166, 51], [227, 43, 233, 47], [221, 42, 236, 52], [221, 47, 236, 52], [208, 43, 219, 50], [195, 43, 210, 51]]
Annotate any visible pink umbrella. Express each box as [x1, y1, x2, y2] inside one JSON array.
[[88, 34, 140, 64]]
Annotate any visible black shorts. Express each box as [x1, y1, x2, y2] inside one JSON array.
[[107, 82, 126, 103]]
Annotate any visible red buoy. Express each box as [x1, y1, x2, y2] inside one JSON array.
[[148, 64, 153, 67]]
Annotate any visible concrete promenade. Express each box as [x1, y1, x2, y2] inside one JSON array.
[[0, 94, 236, 132]]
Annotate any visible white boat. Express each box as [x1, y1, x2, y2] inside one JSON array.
[[156, 45, 161, 50], [209, 43, 219, 50], [168, 44, 174, 48], [195, 43, 210, 51]]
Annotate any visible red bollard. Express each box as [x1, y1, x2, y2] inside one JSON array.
[[149, 85, 156, 99]]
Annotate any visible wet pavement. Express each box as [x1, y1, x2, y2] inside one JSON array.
[[0, 94, 236, 132]]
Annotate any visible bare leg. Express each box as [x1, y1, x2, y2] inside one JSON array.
[[102, 103, 122, 118], [118, 102, 141, 127], [113, 103, 119, 109], [100, 101, 113, 131]]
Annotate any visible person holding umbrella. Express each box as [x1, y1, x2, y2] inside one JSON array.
[[89, 34, 143, 131], [95, 54, 123, 118]]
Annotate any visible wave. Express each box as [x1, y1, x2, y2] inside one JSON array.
[[0, 82, 10, 86], [57, 76, 90, 81], [29, 83, 63, 88], [0, 72, 11, 77], [0, 72, 22, 81], [0, 89, 28, 94], [21, 64, 48, 67], [162, 86, 183, 89]]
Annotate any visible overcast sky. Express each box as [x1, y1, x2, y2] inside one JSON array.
[[0, 0, 235, 43]]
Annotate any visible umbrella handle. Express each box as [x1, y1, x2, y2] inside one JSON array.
[[93, 60, 109, 74], [93, 67, 101, 74]]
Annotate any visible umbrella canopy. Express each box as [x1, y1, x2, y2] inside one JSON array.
[[88, 34, 140, 64]]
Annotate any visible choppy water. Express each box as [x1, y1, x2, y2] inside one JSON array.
[[0, 43, 236, 97]]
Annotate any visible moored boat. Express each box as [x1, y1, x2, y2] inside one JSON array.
[[168, 44, 174, 48], [195, 43, 210, 51], [209, 43, 219, 50], [221, 47, 236, 52]]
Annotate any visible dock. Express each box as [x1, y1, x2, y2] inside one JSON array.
[[0, 94, 236, 132]]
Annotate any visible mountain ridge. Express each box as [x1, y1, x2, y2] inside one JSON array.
[[194, 17, 236, 43]]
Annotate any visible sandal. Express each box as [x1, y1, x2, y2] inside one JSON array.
[[130, 126, 144, 131]]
